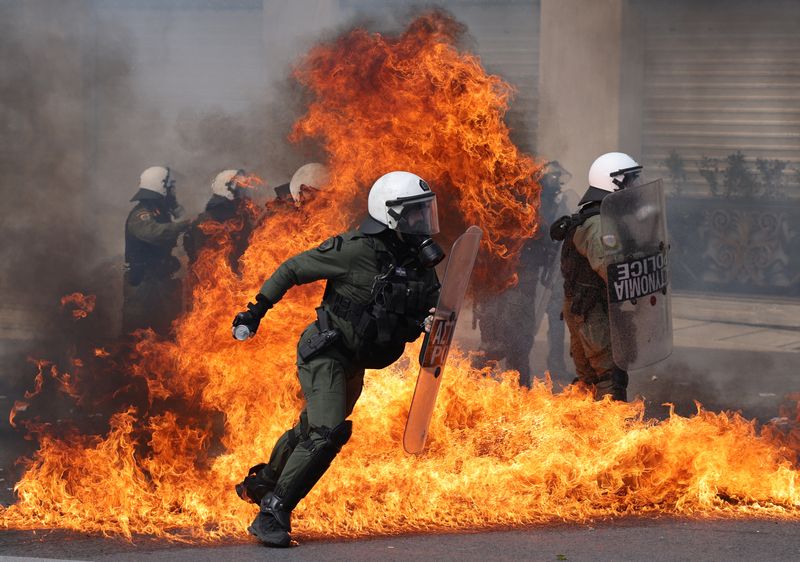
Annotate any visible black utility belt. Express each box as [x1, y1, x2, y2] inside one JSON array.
[[298, 307, 342, 362]]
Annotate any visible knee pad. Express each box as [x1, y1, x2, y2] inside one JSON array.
[[274, 420, 353, 511], [236, 463, 279, 505], [324, 420, 353, 449]]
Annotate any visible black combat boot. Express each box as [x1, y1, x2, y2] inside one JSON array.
[[610, 368, 629, 402], [247, 493, 291, 547]]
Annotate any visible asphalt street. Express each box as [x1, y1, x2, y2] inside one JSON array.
[[2, 517, 800, 561]]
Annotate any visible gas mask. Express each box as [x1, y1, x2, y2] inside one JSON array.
[[163, 174, 183, 219], [401, 232, 445, 268]]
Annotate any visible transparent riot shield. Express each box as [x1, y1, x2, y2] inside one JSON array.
[[600, 179, 672, 370], [403, 226, 482, 454]]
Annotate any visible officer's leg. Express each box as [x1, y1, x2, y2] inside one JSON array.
[[252, 350, 354, 545], [475, 296, 505, 367], [344, 368, 365, 417], [267, 410, 309, 478], [563, 301, 594, 385], [122, 274, 148, 335], [236, 410, 309, 505], [507, 326, 534, 388], [151, 278, 181, 337], [578, 305, 627, 401]]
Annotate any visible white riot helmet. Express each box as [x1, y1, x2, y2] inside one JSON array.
[[211, 169, 244, 200], [131, 166, 175, 201], [361, 171, 444, 267], [580, 152, 643, 206], [589, 152, 642, 192], [363, 171, 440, 236], [289, 163, 330, 203]]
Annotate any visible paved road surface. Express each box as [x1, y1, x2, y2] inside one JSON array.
[[1, 517, 800, 561]]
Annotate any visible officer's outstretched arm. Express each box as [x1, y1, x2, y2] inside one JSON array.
[[232, 237, 357, 339], [258, 236, 356, 305]]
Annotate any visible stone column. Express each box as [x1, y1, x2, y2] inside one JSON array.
[[537, 0, 643, 195]]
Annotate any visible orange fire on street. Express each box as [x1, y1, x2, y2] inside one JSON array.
[[1, 11, 799, 542]]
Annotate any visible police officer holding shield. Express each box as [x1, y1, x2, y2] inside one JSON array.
[[550, 153, 645, 402], [231, 171, 442, 547]]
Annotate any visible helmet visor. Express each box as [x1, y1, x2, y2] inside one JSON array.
[[388, 195, 440, 235], [611, 165, 644, 190]]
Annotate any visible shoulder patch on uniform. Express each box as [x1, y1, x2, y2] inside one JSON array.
[[317, 235, 342, 252]]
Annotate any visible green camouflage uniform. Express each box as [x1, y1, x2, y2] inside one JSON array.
[[560, 209, 626, 399], [562, 213, 616, 378], [123, 202, 187, 336]]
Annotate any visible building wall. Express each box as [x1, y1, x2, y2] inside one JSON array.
[[536, 0, 628, 194], [639, 0, 800, 199]]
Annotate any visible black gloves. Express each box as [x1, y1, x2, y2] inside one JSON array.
[[549, 214, 573, 241], [232, 293, 272, 337]]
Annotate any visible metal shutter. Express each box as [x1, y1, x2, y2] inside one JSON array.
[[641, 0, 800, 197]]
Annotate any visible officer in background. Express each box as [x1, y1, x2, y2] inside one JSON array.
[[549, 152, 643, 401], [184, 169, 255, 275], [473, 162, 571, 387], [474, 237, 539, 387], [123, 166, 189, 336], [232, 171, 442, 547], [537, 161, 571, 376], [262, 163, 329, 219]]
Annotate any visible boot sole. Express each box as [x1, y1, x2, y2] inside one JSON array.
[[248, 524, 291, 548]]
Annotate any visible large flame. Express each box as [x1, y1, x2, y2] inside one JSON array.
[[2, 12, 799, 542]]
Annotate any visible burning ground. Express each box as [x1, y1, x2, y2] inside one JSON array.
[[1, 11, 800, 543]]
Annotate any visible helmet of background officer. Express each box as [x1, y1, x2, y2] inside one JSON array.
[[289, 163, 330, 204], [131, 166, 173, 201], [130, 166, 183, 218], [360, 170, 444, 267], [540, 160, 572, 194], [578, 152, 643, 206], [211, 169, 245, 201]]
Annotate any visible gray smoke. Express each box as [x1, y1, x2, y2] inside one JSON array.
[[0, 1, 133, 353]]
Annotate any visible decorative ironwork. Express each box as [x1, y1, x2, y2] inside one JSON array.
[[668, 198, 800, 297]]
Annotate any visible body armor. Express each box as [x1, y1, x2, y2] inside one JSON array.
[[124, 202, 179, 285], [557, 204, 605, 319]]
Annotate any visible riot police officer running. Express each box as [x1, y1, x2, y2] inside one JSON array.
[[231, 171, 443, 547]]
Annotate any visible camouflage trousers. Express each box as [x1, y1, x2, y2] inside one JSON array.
[[563, 298, 626, 399]]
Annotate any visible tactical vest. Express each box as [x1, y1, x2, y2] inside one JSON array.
[[557, 204, 606, 318], [124, 202, 176, 281], [323, 234, 439, 347]]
